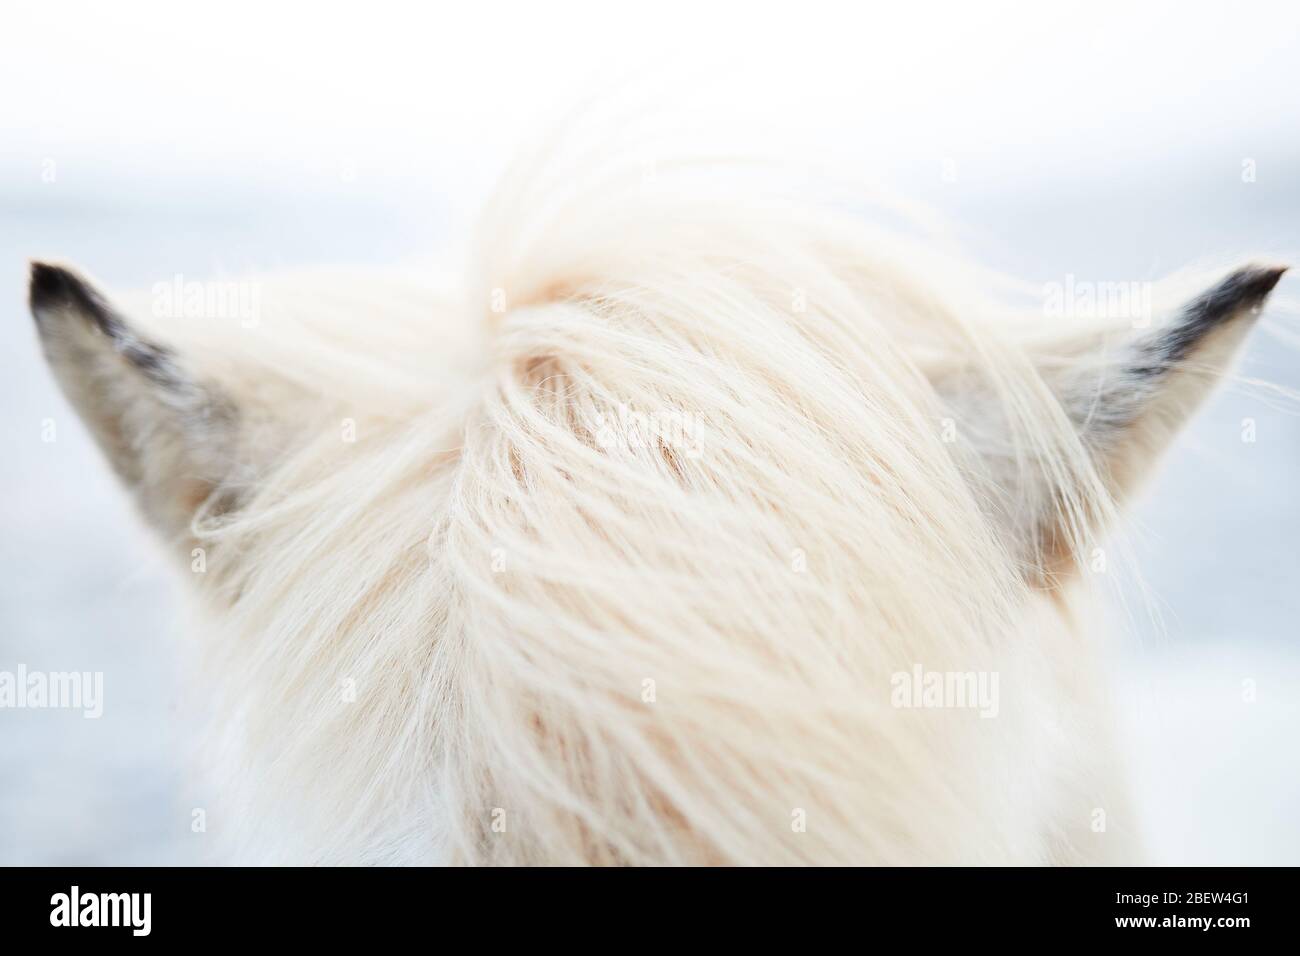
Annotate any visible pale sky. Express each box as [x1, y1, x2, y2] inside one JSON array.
[[4, 0, 1298, 209]]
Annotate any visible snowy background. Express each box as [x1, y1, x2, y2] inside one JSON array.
[[1, 0, 1298, 864]]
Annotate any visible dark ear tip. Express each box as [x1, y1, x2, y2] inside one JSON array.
[[1189, 263, 1288, 326], [1234, 264, 1288, 300], [29, 260, 79, 312], [28, 260, 112, 332]]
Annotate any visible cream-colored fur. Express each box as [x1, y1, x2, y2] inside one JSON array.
[[29, 147, 1283, 865]]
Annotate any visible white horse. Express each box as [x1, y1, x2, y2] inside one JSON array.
[[29, 150, 1284, 864]]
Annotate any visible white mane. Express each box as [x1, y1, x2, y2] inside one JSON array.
[[32, 128, 1285, 864]]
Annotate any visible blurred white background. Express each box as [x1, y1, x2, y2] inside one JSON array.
[[2, 0, 1298, 864]]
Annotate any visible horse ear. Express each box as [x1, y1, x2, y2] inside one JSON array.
[[1058, 266, 1284, 498], [948, 265, 1286, 578], [29, 262, 239, 544]]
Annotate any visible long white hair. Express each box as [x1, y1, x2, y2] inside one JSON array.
[[30, 120, 1287, 864]]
